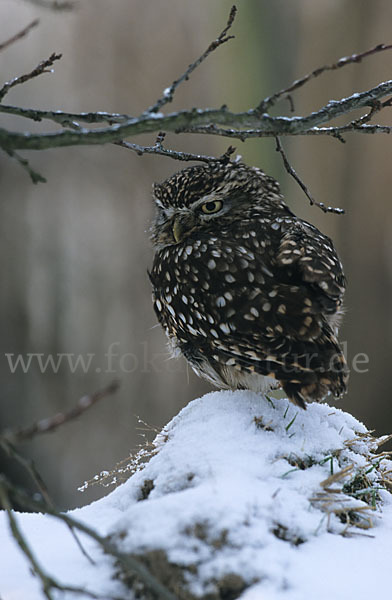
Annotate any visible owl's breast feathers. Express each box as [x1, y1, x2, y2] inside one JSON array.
[[150, 189, 348, 408]]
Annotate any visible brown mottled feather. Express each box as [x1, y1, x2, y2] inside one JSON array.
[[150, 161, 348, 409]]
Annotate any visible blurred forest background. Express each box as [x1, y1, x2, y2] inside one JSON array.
[[1, 0, 392, 508]]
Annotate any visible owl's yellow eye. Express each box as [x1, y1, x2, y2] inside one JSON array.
[[201, 200, 223, 214]]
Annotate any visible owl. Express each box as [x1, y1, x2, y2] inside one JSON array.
[[149, 161, 348, 409]]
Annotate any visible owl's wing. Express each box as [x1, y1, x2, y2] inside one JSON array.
[[215, 219, 346, 344], [275, 220, 345, 315], [204, 222, 347, 406], [206, 268, 347, 408]]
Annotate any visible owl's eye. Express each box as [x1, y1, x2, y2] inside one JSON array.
[[200, 200, 223, 214]]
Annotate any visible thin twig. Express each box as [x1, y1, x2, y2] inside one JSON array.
[[0, 53, 62, 101], [275, 137, 345, 215], [257, 42, 392, 113], [116, 138, 216, 163], [1, 380, 119, 444], [0, 381, 118, 565], [177, 123, 249, 140], [3, 149, 46, 183], [0, 436, 95, 565], [0, 20, 39, 52], [116, 132, 234, 164], [0, 482, 109, 600], [0, 104, 132, 125], [23, 0, 75, 10], [310, 123, 392, 136], [0, 438, 51, 505], [0, 482, 55, 600], [0, 476, 179, 600], [145, 5, 237, 114]]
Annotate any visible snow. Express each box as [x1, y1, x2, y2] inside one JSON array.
[[1, 390, 392, 599]]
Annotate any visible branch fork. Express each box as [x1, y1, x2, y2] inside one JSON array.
[[1, 4, 392, 210]]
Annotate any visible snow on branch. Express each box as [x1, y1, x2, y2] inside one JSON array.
[[1, 4, 392, 187], [0, 53, 62, 102]]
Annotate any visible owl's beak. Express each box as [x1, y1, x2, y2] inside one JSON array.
[[172, 214, 196, 244]]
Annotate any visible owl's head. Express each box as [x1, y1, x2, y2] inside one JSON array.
[[151, 161, 289, 249]]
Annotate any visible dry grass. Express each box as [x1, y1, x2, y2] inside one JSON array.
[[309, 430, 392, 535]]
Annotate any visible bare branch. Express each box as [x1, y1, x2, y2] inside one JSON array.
[[0, 482, 56, 600], [0, 19, 39, 53], [0, 480, 125, 600], [116, 137, 214, 163], [0, 476, 179, 600], [146, 5, 237, 114], [0, 52, 62, 102], [257, 42, 392, 112], [3, 149, 46, 183], [0, 383, 120, 565], [309, 123, 392, 136], [23, 0, 75, 10], [0, 437, 51, 504], [0, 435, 94, 565], [116, 132, 232, 163], [0, 104, 131, 125], [1, 8, 392, 189], [1, 381, 119, 444], [275, 137, 345, 215], [2, 79, 392, 156]]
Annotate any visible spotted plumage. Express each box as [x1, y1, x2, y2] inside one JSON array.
[[149, 161, 348, 408]]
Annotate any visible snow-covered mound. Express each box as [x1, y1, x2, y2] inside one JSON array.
[[1, 391, 392, 600]]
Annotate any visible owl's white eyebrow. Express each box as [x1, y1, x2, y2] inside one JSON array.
[[162, 206, 177, 218], [154, 197, 165, 209], [190, 195, 215, 209], [189, 182, 238, 210]]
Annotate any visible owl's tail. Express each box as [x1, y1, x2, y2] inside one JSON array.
[[278, 334, 348, 409]]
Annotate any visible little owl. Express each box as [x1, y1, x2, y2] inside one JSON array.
[[149, 161, 348, 408]]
